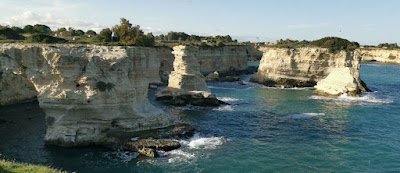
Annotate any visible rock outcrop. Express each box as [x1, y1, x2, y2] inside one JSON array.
[[205, 71, 219, 82], [250, 47, 369, 90], [314, 67, 362, 96], [358, 48, 400, 63], [0, 44, 175, 146], [156, 45, 220, 106]]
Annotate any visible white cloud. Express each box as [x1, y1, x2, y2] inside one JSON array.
[[0, 11, 107, 32]]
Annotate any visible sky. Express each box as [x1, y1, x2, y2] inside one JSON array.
[[0, 0, 399, 45]]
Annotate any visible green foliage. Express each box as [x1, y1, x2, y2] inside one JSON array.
[[111, 18, 154, 46], [11, 26, 24, 33], [74, 29, 85, 36], [25, 34, 67, 43], [56, 27, 67, 33], [310, 37, 360, 52], [0, 27, 25, 40], [159, 31, 233, 44], [23, 25, 34, 33], [0, 159, 65, 173], [86, 30, 97, 36], [32, 24, 51, 34], [377, 43, 398, 49], [271, 37, 359, 52]]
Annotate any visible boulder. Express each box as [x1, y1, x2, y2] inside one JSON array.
[[314, 67, 361, 96], [206, 71, 219, 82]]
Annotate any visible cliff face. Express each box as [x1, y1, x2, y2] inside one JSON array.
[[0, 44, 174, 146], [358, 48, 400, 63], [144, 45, 251, 84], [147, 47, 174, 84], [156, 46, 220, 106], [197, 46, 249, 75], [250, 47, 363, 87]]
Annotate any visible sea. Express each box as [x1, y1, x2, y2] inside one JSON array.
[[0, 62, 399, 172]]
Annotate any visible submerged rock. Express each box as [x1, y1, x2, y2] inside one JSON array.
[[156, 46, 221, 106], [124, 139, 181, 152]]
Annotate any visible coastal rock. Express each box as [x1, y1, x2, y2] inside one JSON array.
[[314, 67, 361, 96], [205, 71, 219, 82], [156, 45, 221, 106], [0, 44, 175, 147], [138, 147, 158, 158], [358, 48, 400, 63], [223, 76, 241, 82], [250, 47, 370, 93], [124, 139, 181, 152]]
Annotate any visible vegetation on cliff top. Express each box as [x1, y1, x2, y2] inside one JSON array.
[[0, 159, 66, 173], [270, 37, 360, 52], [0, 18, 238, 47]]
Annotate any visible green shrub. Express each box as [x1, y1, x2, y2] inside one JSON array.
[[310, 37, 359, 52], [25, 34, 67, 43], [0, 28, 25, 40]]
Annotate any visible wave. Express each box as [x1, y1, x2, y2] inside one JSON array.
[[166, 133, 226, 163], [217, 97, 240, 102], [287, 113, 325, 119], [213, 105, 234, 111], [310, 93, 393, 105]]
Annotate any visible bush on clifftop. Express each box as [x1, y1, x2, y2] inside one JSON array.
[[0, 27, 25, 40], [25, 34, 67, 43], [310, 37, 360, 52]]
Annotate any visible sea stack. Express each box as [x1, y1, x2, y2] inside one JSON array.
[[250, 47, 370, 96], [156, 45, 220, 106]]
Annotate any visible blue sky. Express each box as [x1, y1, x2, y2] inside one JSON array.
[[0, 0, 398, 45]]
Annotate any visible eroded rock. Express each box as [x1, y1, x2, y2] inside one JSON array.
[[0, 44, 175, 147], [314, 67, 361, 96], [156, 46, 221, 106]]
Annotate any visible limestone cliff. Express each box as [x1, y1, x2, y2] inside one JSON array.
[[358, 48, 400, 63], [0, 44, 174, 146], [156, 45, 220, 106], [250, 47, 369, 92], [144, 45, 252, 84], [197, 46, 249, 75]]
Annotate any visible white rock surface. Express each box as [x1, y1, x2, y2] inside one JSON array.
[[314, 67, 361, 96], [0, 44, 174, 146], [358, 48, 400, 64], [250, 47, 369, 93]]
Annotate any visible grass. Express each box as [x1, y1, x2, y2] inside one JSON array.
[[0, 159, 67, 173]]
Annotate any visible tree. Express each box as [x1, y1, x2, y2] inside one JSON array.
[[99, 28, 112, 42], [33, 24, 51, 34], [144, 33, 155, 47], [11, 26, 24, 33], [74, 29, 85, 36], [86, 30, 97, 37], [23, 25, 34, 33]]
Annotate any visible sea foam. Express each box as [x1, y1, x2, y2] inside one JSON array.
[[287, 113, 325, 119], [311, 93, 393, 105]]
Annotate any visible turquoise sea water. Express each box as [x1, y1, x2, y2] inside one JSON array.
[[1, 62, 400, 172]]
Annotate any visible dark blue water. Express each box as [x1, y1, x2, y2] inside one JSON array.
[[1, 62, 400, 172]]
